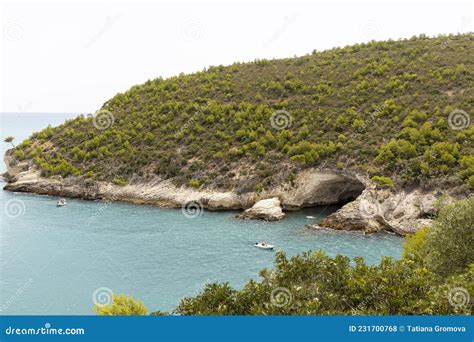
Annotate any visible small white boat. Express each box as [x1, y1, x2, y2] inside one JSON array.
[[306, 216, 315, 219], [254, 242, 274, 250], [56, 198, 67, 207]]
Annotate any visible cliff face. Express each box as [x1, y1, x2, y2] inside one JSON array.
[[311, 186, 455, 235], [3, 157, 459, 235], [3, 159, 364, 209]]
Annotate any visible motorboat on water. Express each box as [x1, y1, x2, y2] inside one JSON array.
[[56, 198, 67, 207], [306, 216, 315, 219], [254, 242, 274, 250]]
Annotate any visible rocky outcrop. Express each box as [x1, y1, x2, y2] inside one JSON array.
[[2, 158, 365, 212], [236, 197, 286, 221], [311, 185, 455, 235], [3, 156, 463, 235], [419, 194, 438, 217], [274, 169, 365, 209]]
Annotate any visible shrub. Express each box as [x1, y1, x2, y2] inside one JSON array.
[[94, 294, 148, 316], [424, 196, 474, 278], [173, 250, 440, 315], [188, 179, 200, 189], [370, 175, 394, 188], [112, 176, 128, 186], [402, 226, 429, 266]]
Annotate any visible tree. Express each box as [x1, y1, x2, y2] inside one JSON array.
[[424, 196, 474, 278], [94, 294, 148, 316], [4, 136, 14, 147], [169, 198, 473, 316]]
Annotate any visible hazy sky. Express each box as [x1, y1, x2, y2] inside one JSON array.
[[1, 0, 472, 113]]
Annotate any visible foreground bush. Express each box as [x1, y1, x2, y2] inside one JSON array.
[[424, 196, 474, 278], [97, 198, 473, 316], [94, 294, 148, 316], [172, 198, 473, 315]]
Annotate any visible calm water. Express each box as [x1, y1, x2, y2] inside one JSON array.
[[0, 113, 403, 315]]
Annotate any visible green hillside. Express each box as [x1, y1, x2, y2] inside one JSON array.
[[8, 34, 474, 191]]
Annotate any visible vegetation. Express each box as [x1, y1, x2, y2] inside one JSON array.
[[93, 294, 148, 316], [168, 198, 473, 315], [370, 175, 394, 188], [4, 136, 15, 148], [423, 197, 474, 278], [7, 34, 473, 190], [97, 197, 473, 316]]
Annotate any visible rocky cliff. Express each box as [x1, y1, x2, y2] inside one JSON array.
[[4, 155, 464, 235], [3, 157, 363, 209]]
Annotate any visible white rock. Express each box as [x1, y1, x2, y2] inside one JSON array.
[[236, 197, 286, 221]]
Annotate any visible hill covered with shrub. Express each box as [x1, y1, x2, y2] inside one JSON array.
[[8, 34, 473, 192]]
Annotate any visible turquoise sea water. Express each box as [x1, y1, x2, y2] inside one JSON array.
[[0, 113, 403, 315]]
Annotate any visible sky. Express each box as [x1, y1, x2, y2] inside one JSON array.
[[1, 0, 472, 113]]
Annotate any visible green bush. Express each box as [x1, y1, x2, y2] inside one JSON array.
[[168, 198, 474, 315], [424, 196, 474, 278], [402, 226, 429, 266], [172, 250, 443, 315], [112, 176, 128, 186], [370, 175, 394, 188], [188, 179, 200, 189], [94, 294, 148, 316]]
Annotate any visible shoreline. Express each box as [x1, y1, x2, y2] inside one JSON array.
[[3, 159, 463, 236], [1, 165, 364, 210]]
